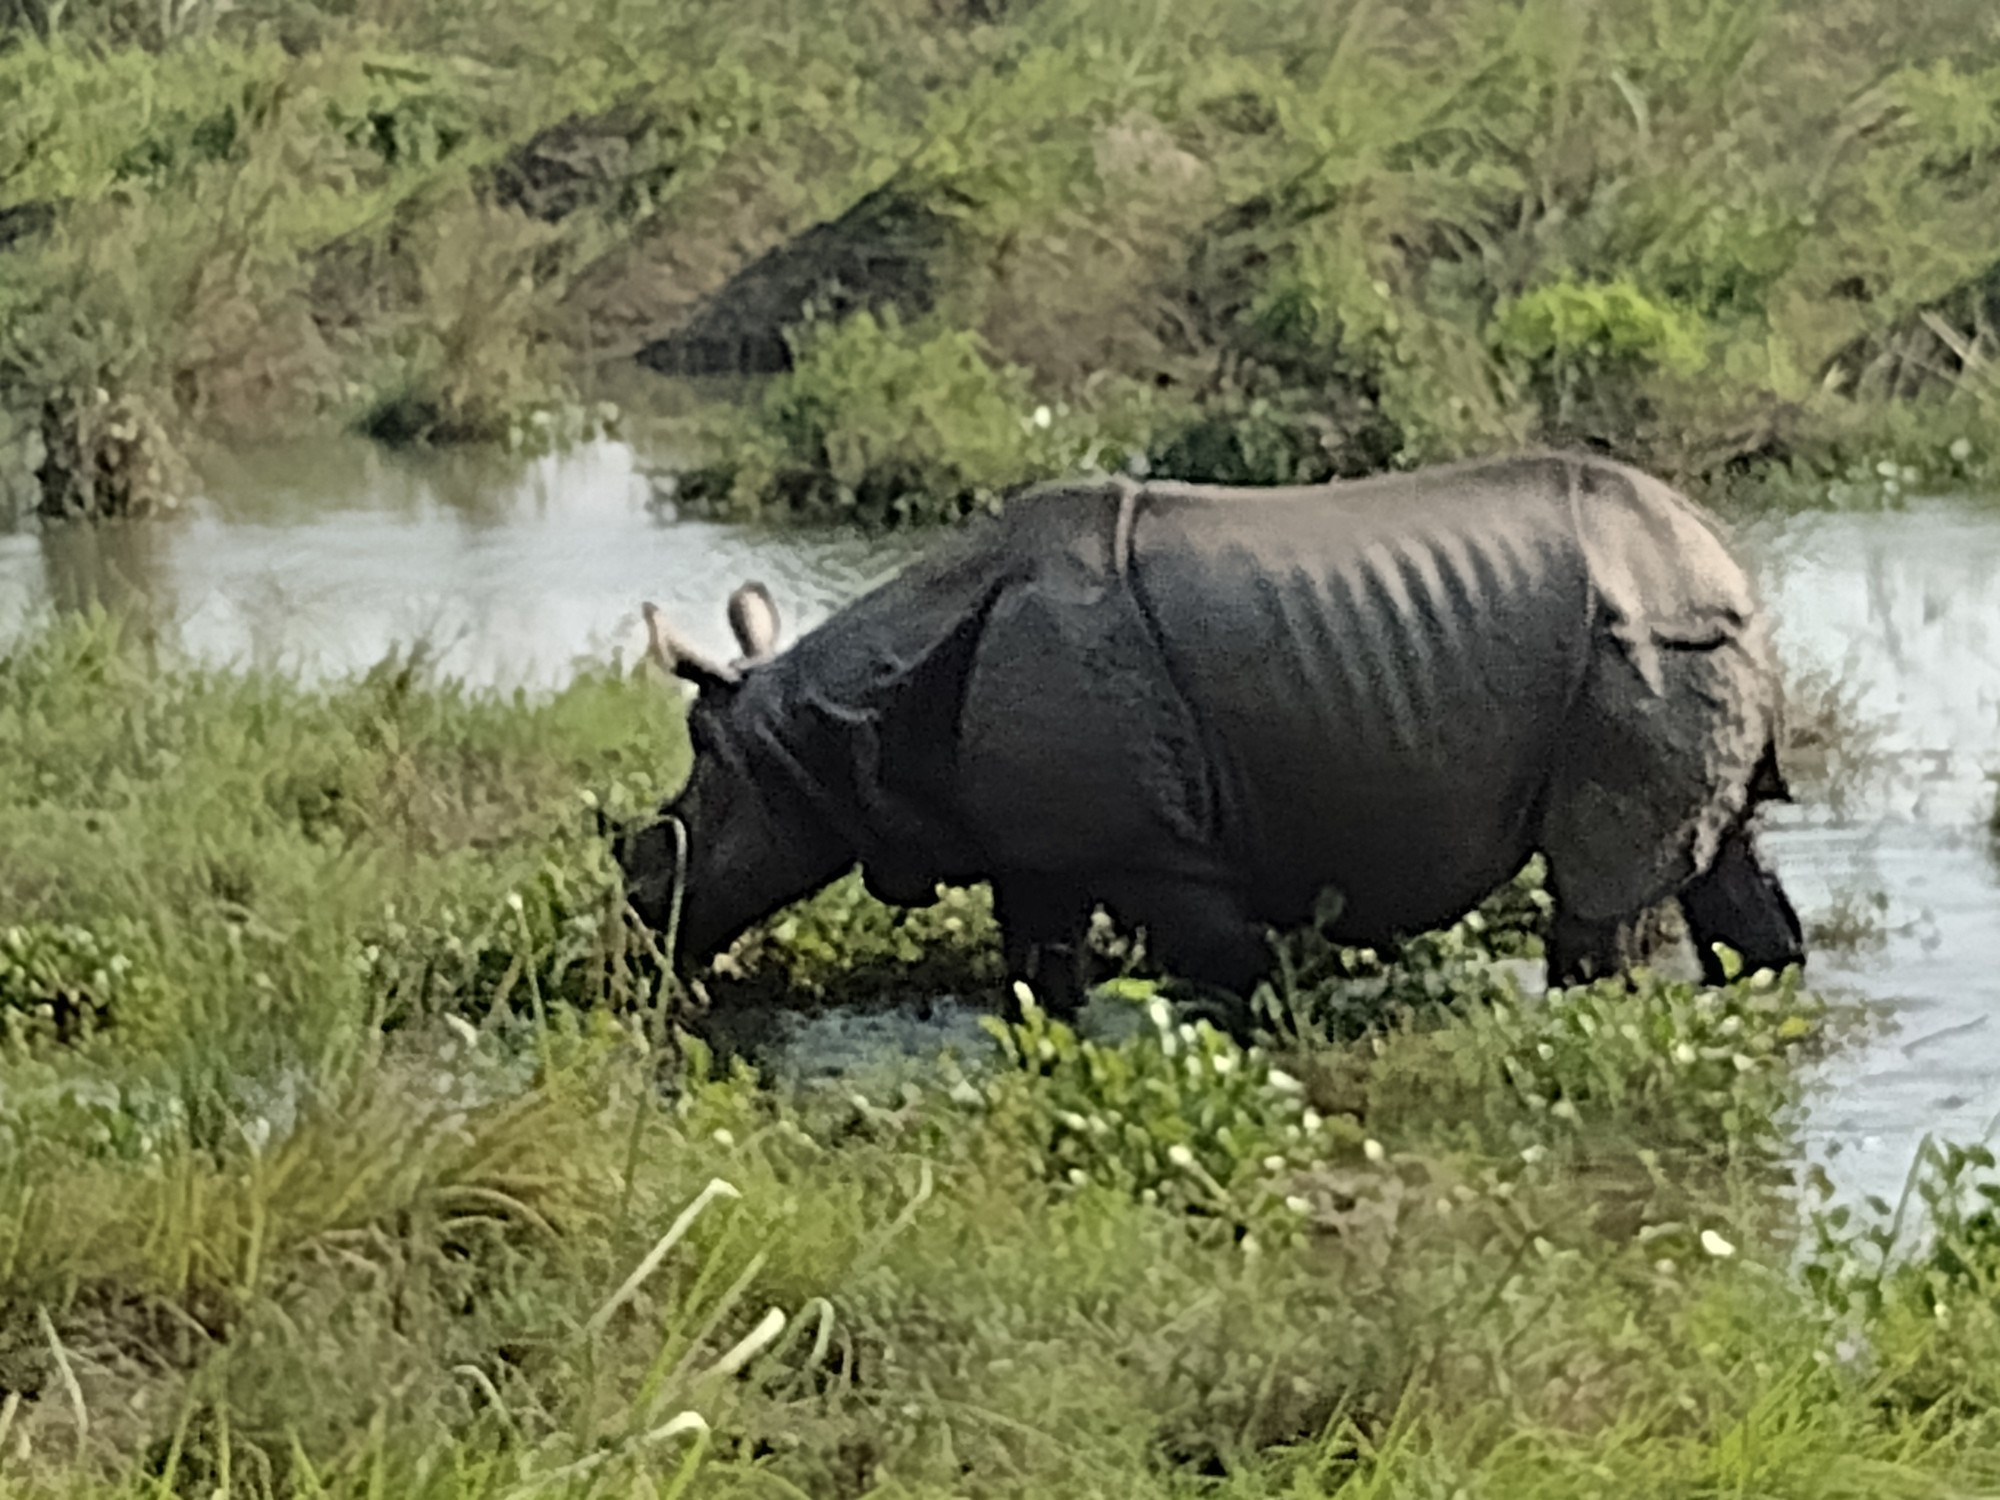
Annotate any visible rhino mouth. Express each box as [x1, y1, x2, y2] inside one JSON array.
[[613, 812, 692, 963]]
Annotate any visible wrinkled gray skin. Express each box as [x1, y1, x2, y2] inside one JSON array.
[[615, 453, 1805, 1041]]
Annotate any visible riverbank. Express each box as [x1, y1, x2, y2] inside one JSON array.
[[0, 613, 1998, 1495], [6, 0, 2000, 521]]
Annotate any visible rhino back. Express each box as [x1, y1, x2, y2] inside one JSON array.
[[1128, 460, 1595, 931]]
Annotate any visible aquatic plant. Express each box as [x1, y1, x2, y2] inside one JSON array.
[[0, 610, 1997, 1495]]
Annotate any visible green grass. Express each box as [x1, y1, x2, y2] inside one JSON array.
[[9, 0, 2000, 516], [0, 611, 1996, 1496]]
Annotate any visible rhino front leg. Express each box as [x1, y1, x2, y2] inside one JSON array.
[[1678, 823, 1805, 986], [991, 875, 1094, 1022]]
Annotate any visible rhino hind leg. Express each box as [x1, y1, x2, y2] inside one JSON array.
[[1677, 822, 1805, 985]]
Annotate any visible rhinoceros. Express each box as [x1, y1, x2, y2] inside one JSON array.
[[613, 452, 1805, 1039]]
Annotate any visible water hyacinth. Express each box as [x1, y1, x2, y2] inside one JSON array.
[[961, 983, 1355, 1235]]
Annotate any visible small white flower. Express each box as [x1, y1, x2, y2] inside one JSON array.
[[1211, 1053, 1236, 1075], [712, 1128, 735, 1148], [1285, 1195, 1311, 1215], [1032, 404, 1053, 430], [1520, 1143, 1549, 1165], [1266, 1068, 1303, 1095], [1262, 1154, 1288, 1172], [1363, 1138, 1386, 1164], [1700, 1228, 1736, 1258], [506, 891, 526, 915], [1673, 1042, 1698, 1065], [1951, 437, 1974, 463], [1302, 1109, 1324, 1133], [1167, 1144, 1196, 1169], [948, 1079, 983, 1107], [1068, 1168, 1088, 1186], [1057, 1111, 1088, 1131], [1551, 1099, 1579, 1122]]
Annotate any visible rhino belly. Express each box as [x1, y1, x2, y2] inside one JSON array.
[[1132, 485, 1591, 932]]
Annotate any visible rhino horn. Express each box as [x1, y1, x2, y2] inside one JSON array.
[[642, 601, 740, 693], [727, 581, 781, 664]]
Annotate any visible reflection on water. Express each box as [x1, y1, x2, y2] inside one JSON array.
[[3, 447, 1999, 1210], [1761, 822, 2000, 1209], [1739, 503, 2000, 829], [35, 521, 176, 621], [1736, 503, 2000, 1210], [0, 437, 929, 686]]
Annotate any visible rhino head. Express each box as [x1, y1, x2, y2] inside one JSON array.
[[613, 583, 853, 974]]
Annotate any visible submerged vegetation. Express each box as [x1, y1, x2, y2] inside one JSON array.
[[0, 611, 1991, 1496], [9, 0, 2000, 516]]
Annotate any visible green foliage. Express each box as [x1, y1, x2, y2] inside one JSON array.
[[714, 869, 1002, 1002], [962, 983, 1350, 1240], [0, 614, 686, 1059], [1496, 277, 1710, 392], [677, 310, 1171, 525], [0, 611, 1992, 1498], [10, 0, 2000, 509], [1389, 965, 1832, 1168], [0, 920, 141, 1047]]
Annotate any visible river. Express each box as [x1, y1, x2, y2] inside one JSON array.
[[2, 438, 1995, 1212]]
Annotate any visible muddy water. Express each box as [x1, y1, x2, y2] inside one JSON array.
[[1, 443, 1996, 1209]]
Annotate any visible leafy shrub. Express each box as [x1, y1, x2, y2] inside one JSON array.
[[1496, 278, 1709, 383], [710, 870, 1004, 1004], [954, 982, 1358, 1244], [676, 309, 1173, 525], [0, 921, 143, 1048]]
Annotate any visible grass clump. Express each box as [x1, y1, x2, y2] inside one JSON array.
[[673, 310, 1175, 526], [662, 0, 2000, 519], [17, 0, 2000, 516], [2, 611, 1999, 1497]]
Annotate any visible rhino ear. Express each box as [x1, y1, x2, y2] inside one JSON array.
[[727, 581, 781, 664], [642, 602, 740, 695]]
